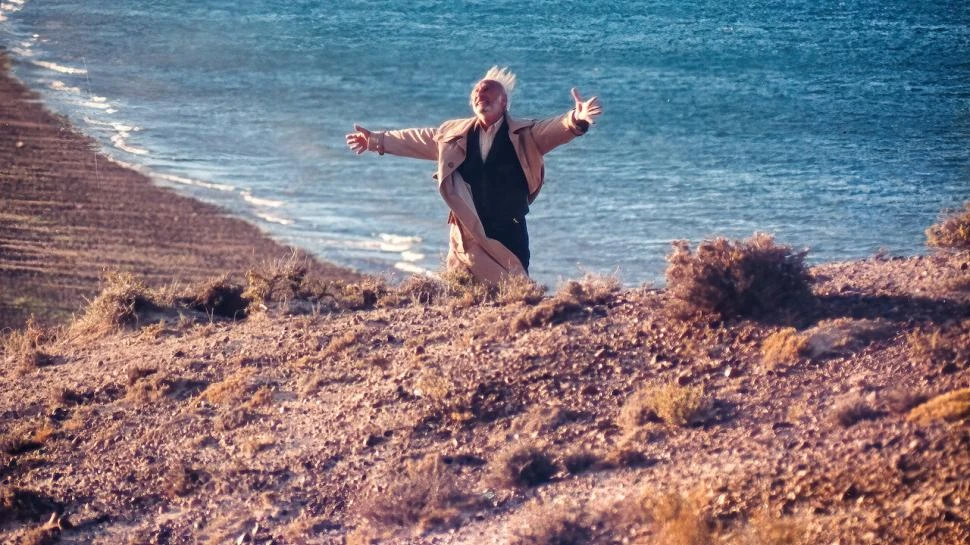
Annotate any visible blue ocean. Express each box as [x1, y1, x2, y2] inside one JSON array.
[[1, 1, 967, 286]]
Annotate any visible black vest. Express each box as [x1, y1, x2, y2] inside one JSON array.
[[456, 119, 532, 269]]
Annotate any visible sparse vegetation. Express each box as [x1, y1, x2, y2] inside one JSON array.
[[642, 491, 712, 545], [510, 274, 619, 332], [761, 327, 809, 369], [497, 274, 546, 305], [1, 316, 53, 372], [907, 388, 970, 424], [624, 382, 712, 428], [487, 442, 559, 489], [907, 321, 970, 371], [831, 395, 883, 427], [926, 201, 970, 250], [665, 234, 810, 319], [357, 456, 473, 534], [69, 271, 162, 337]]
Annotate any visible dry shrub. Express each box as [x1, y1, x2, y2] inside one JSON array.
[[320, 328, 364, 360], [181, 274, 249, 319], [125, 374, 172, 405], [70, 272, 161, 337], [557, 274, 621, 306], [164, 464, 205, 498], [830, 395, 882, 427], [513, 500, 595, 545], [926, 202, 970, 250], [640, 492, 711, 545], [497, 274, 547, 305], [761, 328, 809, 369], [562, 450, 606, 475], [326, 276, 388, 311], [799, 318, 894, 359], [244, 386, 274, 409], [440, 267, 495, 308], [907, 321, 970, 371], [630, 383, 712, 428], [388, 275, 447, 306], [0, 488, 62, 523], [357, 456, 472, 533], [243, 251, 311, 306], [487, 442, 558, 489], [241, 434, 275, 457], [202, 368, 256, 405], [510, 274, 618, 332], [665, 234, 810, 320], [1, 316, 53, 372], [1, 423, 55, 456], [125, 365, 158, 386], [907, 388, 970, 425]]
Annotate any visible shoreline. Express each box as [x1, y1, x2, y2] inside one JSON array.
[[0, 50, 357, 329]]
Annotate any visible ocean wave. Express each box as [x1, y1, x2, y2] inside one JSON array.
[[31, 60, 87, 75], [154, 172, 235, 192], [241, 190, 284, 208], [109, 133, 149, 156], [50, 80, 81, 94], [10, 47, 32, 57], [400, 250, 424, 262], [255, 212, 293, 226]]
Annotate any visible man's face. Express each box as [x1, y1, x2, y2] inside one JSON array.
[[471, 79, 506, 125]]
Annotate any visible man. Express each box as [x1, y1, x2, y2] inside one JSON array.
[[345, 66, 602, 283]]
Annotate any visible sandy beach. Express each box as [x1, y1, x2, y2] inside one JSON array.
[[0, 51, 354, 330]]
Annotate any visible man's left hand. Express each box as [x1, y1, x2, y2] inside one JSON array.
[[571, 88, 602, 125]]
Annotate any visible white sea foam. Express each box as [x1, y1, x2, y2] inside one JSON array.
[[256, 212, 293, 226], [379, 233, 421, 245], [154, 172, 235, 192], [394, 262, 431, 275], [31, 60, 87, 75], [82, 100, 112, 110], [10, 47, 32, 57], [109, 133, 148, 155], [400, 250, 424, 262], [241, 190, 284, 208], [50, 80, 81, 94]]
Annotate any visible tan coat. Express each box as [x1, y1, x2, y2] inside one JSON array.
[[370, 111, 587, 283]]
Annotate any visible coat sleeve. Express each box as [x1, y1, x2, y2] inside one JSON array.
[[530, 110, 589, 156], [368, 127, 438, 160]]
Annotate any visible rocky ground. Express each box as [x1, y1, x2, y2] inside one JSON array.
[[1, 250, 968, 545]]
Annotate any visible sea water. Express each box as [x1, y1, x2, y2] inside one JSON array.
[[1, 0, 967, 286]]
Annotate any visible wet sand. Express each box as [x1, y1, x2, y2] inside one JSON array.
[[0, 51, 355, 329]]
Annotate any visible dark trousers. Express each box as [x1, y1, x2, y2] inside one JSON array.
[[485, 215, 530, 272]]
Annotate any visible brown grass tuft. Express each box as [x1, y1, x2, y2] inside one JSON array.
[[926, 201, 970, 250], [664, 234, 810, 320], [181, 274, 249, 319], [509, 274, 618, 333], [388, 275, 447, 306], [627, 382, 712, 428], [740, 511, 806, 545], [497, 274, 547, 305], [487, 442, 558, 489], [202, 368, 256, 405], [440, 268, 496, 308], [830, 395, 882, 427], [643, 491, 711, 545], [164, 464, 205, 498], [357, 456, 472, 533], [1, 316, 53, 372], [243, 251, 310, 307], [761, 328, 809, 369], [907, 321, 970, 371], [907, 388, 970, 425], [70, 272, 161, 337]]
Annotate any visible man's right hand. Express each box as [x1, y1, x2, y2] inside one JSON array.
[[345, 124, 372, 154]]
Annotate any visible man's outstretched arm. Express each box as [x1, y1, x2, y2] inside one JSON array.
[[345, 124, 438, 160], [531, 88, 602, 155]]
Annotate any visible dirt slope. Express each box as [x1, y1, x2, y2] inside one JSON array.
[[1, 252, 968, 545]]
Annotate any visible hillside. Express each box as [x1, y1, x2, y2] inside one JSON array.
[[2, 247, 968, 545]]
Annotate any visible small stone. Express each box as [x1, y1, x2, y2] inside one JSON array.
[[723, 366, 737, 378], [15, 141, 24, 148]]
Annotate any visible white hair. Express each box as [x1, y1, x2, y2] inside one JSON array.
[[470, 65, 517, 111]]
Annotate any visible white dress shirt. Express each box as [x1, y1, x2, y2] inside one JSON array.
[[478, 120, 502, 161]]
